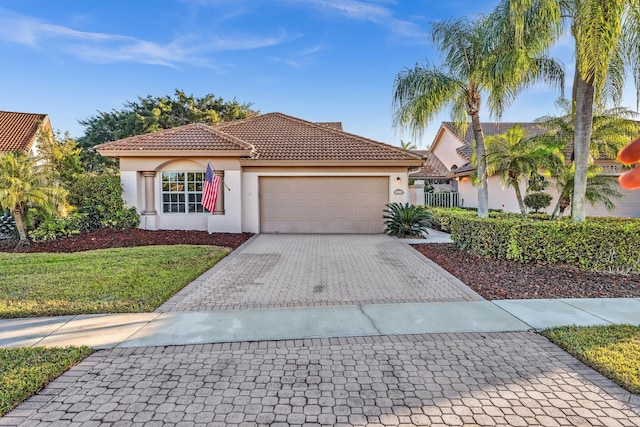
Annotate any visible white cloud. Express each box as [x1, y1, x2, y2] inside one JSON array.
[[286, 0, 428, 42], [269, 43, 327, 69], [0, 8, 292, 67]]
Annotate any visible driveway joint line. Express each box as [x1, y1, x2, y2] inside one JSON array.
[[559, 299, 614, 325], [489, 300, 537, 331], [29, 315, 79, 348]]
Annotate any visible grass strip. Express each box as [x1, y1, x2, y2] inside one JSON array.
[[0, 346, 93, 416], [543, 324, 640, 394], [0, 245, 228, 318]]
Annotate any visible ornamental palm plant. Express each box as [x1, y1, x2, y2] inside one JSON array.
[[383, 203, 432, 238], [536, 98, 640, 162], [0, 152, 67, 245], [392, 12, 563, 219], [484, 125, 564, 216], [550, 164, 622, 218]]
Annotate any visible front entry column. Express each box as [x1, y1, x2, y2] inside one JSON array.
[[142, 171, 157, 215], [214, 170, 225, 215]]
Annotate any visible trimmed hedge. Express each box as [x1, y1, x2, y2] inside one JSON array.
[[429, 208, 640, 274]]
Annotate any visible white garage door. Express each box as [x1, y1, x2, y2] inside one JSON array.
[[260, 176, 389, 233]]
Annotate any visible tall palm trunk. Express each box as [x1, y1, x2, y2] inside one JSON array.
[[471, 115, 489, 218], [571, 70, 595, 223]]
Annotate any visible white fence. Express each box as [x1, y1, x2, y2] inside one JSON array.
[[425, 192, 460, 208]]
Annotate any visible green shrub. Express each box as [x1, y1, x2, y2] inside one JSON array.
[[524, 192, 553, 213], [439, 211, 640, 273], [67, 175, 139, 231], [28, 213, 83, 242], [428, 207, 474, 232], [383, 203, 432, 238], [507, 219, 640, 273], [450, 215, 515, 258]]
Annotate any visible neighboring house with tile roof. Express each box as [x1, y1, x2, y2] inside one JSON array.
[[421, 122, 639, 217], [0, 111, 51, 156], [96, 112, 423, 233]]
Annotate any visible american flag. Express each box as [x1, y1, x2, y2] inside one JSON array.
[[202, 162, 220, 213]]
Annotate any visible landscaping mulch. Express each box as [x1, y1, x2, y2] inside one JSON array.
[[0, 229, 254, 253], [413, 243, 640, 300]]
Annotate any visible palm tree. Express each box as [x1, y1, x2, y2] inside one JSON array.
[[392, 13, 563, 218], [550, 164, 622, 218], [501, 0, 640, 222], [536, 98, 640, 162], [400, 140, 417, 150], [0, 153, 67, 245], [484, 125, 564, 216]]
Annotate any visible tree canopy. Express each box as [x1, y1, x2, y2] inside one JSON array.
[[78, 90, 258, 172]]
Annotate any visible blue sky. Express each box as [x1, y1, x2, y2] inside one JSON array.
[[0, 0, 637, 148]]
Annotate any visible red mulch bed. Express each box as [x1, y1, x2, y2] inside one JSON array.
[[0, 229, 254, 253], [413, 243, 640, 300]]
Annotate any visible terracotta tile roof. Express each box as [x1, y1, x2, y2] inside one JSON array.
[[456, 145, 473, 161], [449, 163, 476, 175], [316, 122, 343, 131], [442, 121, 548, 165], [409, 151, 448, 178], [94, 123, 254, 152], [96, 113, 423, 163], [214, 113, 421, 161], [0, 111, 48, 153]]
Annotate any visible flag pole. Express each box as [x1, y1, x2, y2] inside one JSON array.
[[207, 160, 231, 191]]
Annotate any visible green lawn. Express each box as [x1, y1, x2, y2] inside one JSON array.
[[543, 324, 640, 394], [0, 245, 229, 318], [0, 346, 93, 416]]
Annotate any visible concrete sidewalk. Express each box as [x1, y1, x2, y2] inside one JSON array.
[[2, 297, 639, 350]]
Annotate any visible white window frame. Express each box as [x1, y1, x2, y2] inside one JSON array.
[[161, 171, 207, 214]]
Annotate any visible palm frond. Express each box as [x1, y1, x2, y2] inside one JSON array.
[[392, 63, 463, 138]]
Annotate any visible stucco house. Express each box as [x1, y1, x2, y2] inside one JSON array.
[[96, 112, 424, 233], [0, 110, 50, 156], [411, 122, 640, 217]]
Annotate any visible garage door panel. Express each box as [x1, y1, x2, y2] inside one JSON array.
[[260, 177, 388, 233]]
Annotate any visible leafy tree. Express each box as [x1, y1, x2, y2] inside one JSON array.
[[501, 0, 640, 222], [36, 129, 84, 188], [484, 125, 564, 216], [392, 13, 563, 218], [0, 153, 67, 245], [78, 89, 258, 172]]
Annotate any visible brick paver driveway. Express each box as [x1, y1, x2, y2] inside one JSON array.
[[159, 234, 480, 312], [5, 235, 640, 426], [6, 332, 639, 426]]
